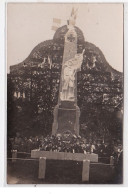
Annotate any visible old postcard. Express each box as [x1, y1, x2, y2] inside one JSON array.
[[7, 3, 123, 184]]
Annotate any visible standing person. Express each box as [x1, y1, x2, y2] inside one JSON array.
[[116, 144, 123, 183], [113, 144, 123, 183], [13, 132, 22, 151]]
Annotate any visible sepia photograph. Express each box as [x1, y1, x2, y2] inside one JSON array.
[[7, 3, 123, 184]]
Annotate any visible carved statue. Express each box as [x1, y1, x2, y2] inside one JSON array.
[[60, 50, 85, 101]]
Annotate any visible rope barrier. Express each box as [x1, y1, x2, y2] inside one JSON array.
[[91, 162, 114, 166], [10, 150, 114, 166], [7, 158, 38, 161], [17, 152, 31, 155], [7, 157, 114, 166]]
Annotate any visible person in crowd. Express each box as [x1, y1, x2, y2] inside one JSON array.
[[91, 141, 96, 153], [7, 138, 13, 157], [8, 130, 122, 164], [102, 141, 113, 157], [12, 132, 23, 151], [86, 142, 91, 153], [117, 144, 123, 182], [112, 143, 123, 183]]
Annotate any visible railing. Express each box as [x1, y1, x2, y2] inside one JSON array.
[[10, 150, 114, 164]]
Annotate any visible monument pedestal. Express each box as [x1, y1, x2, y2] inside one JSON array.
[[52, 101, 80, 135]]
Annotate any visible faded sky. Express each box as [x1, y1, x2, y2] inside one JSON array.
[[7, 3, 123, 73]]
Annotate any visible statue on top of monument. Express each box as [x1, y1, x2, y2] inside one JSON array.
[[60, 49, 85, 101]]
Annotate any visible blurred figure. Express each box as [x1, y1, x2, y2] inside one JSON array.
[[12, 132, 22, 151], [113, 143, 123, 183]]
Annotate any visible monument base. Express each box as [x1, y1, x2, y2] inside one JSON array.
[[31, 150, 98, 163], [52, 101, 80, 136]]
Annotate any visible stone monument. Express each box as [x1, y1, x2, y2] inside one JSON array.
[[52, 10, 84, 136]]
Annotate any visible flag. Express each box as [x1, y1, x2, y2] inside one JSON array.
[[52, 18, 61, 31], [68, 7, 78, 26], [53, 18, 61, 24], [48, 56, 52, 69], [71, 7, 75, 16], [43, 57, 46, 63], [38, 58, 46, 68], [51, 25, 59, 31]]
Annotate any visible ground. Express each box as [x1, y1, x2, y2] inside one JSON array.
[[7, 159, 121, 184]]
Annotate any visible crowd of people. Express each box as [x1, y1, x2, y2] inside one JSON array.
[[39, 134, 114, 156], [8, 132, 123, 164]]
